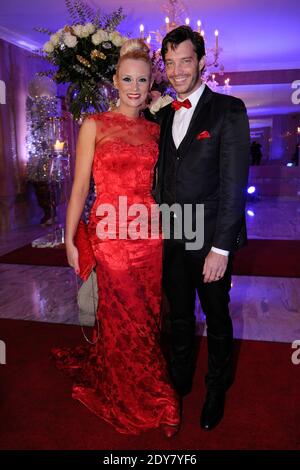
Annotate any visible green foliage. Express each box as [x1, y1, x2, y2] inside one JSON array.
[[36, 0, 126, 119]]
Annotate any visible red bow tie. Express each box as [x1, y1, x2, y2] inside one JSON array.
[[171, 98, 192, 111]]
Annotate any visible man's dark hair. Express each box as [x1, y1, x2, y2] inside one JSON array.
[[161, 25, 205, 63]]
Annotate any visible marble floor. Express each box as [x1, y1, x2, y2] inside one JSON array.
[[0, 262, 299, 344], [0, 224, 52, 257], [245, 196, 300, 240], [0, 196, 300, 344]]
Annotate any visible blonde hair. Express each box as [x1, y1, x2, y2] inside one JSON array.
[[116, 38, 152, 75]]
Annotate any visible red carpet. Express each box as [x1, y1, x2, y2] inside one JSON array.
[[0, 243, 68, 267], [0, 239, 300, 277], [0, 318, 299, 450], [232, 239, 300, 277]]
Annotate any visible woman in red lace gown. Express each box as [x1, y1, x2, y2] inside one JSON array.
[[53, 39, 180, 436]]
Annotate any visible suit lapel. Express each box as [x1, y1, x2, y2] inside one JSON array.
[[153, 105, 174, 202], [161, 105, 175, 153], [177, 85, 214, 156], [158, 105, 174, 173]]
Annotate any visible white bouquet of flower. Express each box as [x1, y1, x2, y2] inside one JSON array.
[[36, 0, 127, 118], [149, 92, 174, 115]]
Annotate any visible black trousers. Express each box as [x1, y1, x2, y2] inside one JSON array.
[[163, 239, 234, 394]]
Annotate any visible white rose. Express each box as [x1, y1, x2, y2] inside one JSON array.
[[97, 29, 109, 42], [73, 25, 84, 37], [81, 25, 91, 38], [109, 31, 123, 47], [85, 22, 95, 34], [50, 33, 60, 46], [63, 32, 78, 48], [43, 41, 54, 53], [91, 32, 101, 46]]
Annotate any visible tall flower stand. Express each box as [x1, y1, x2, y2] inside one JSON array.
[[31, 147, 71, 248]]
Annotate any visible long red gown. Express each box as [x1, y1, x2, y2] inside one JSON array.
[[52, 111, 180, 434]]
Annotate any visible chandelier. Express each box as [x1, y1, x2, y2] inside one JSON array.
[[138, 0, 231, 94]]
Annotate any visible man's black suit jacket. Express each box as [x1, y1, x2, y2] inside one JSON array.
[[149, 85, 250, 256]]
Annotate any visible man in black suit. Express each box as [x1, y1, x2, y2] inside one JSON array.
[[152, 26, 250, 430]]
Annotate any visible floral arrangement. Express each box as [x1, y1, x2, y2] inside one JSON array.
[[150, 48, 176, 111], [149, 92, 174, 115], [36, 0, 127, 119], [151, 49, 168, 89]]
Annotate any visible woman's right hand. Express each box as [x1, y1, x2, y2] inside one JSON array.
[[66, 241, 80, 275]]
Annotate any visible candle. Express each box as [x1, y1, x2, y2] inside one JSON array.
[[197, 20, 201, 34], [146, 34, 151, 45], [224, 78, 230, 87], [139, 24, 144, 39], [185, 18, 190, 26], [215, 30, 219, 50], [54, 139, 65, 152], [201, 30, 205, 37], [224, 78, 231, 94], [165, 17, 170, 33]]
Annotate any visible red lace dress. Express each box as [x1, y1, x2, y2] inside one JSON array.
[[52, 111, 179, 434]]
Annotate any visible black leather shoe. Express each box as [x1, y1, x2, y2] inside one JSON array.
[[200, 391, 225, 431]]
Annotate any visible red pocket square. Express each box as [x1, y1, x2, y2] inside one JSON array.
[[196, 130, 211, 140]]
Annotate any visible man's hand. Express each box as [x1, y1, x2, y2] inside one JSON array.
[[203, 250, 229, 283]]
